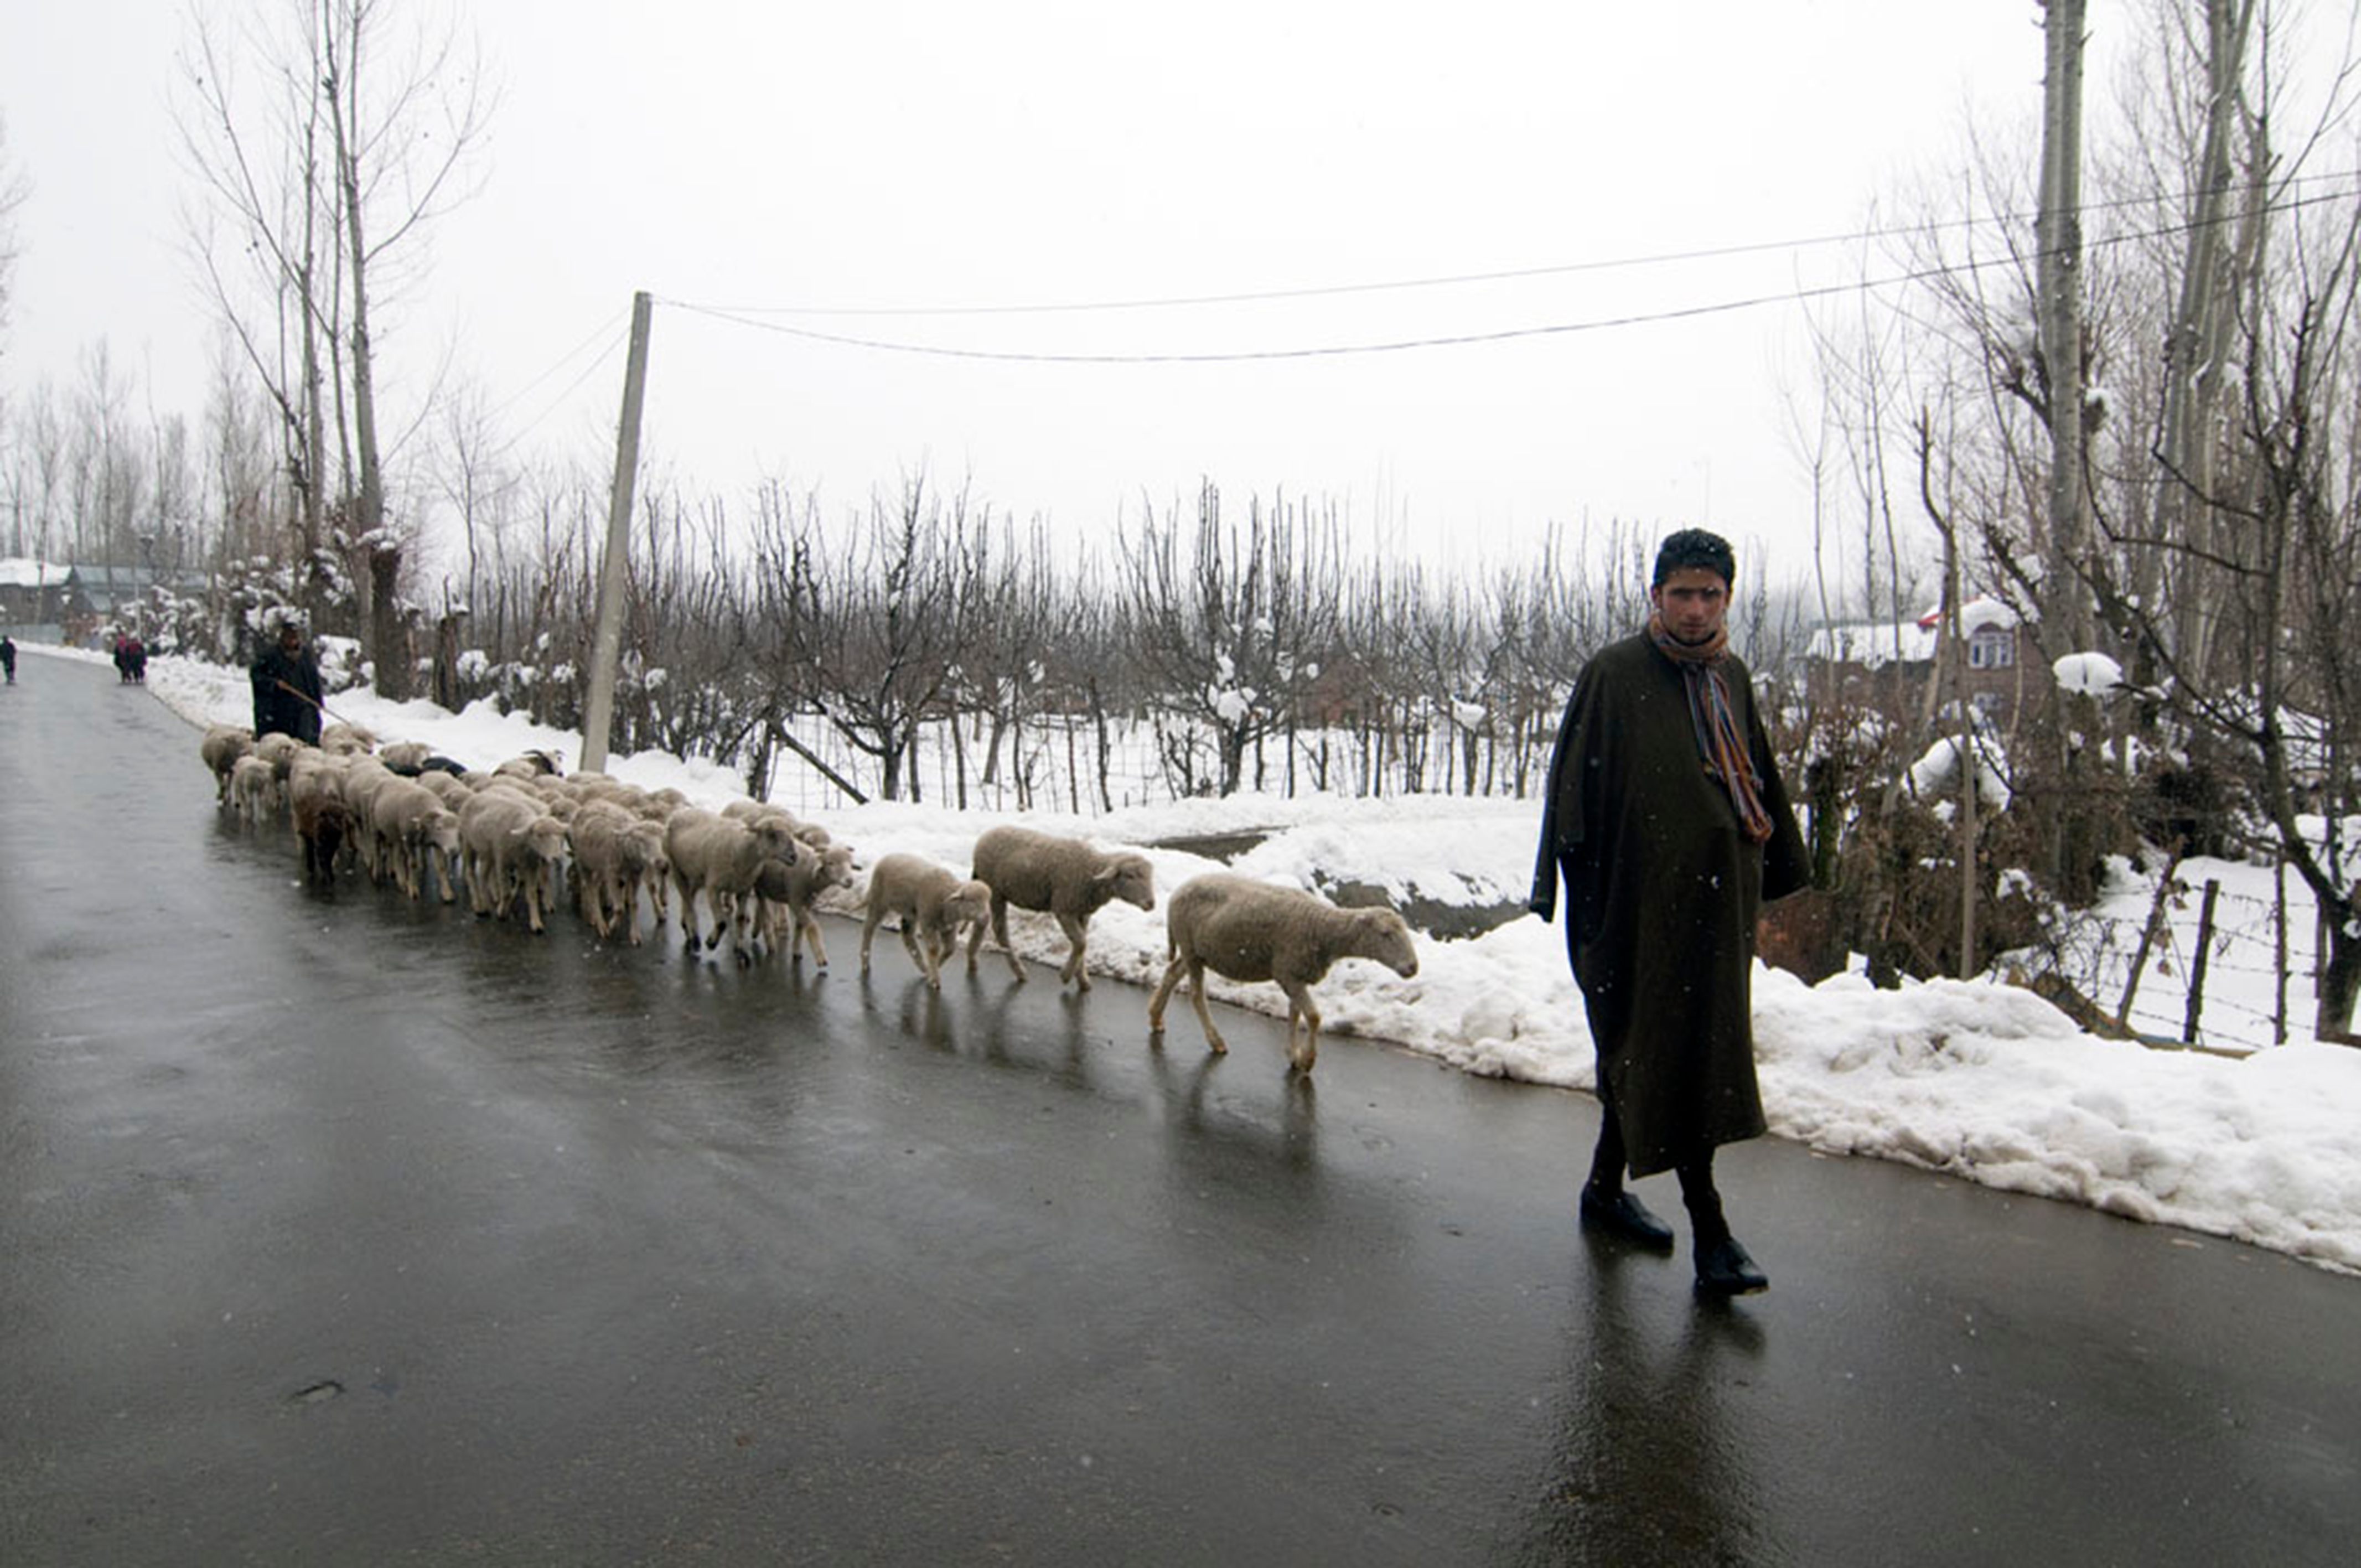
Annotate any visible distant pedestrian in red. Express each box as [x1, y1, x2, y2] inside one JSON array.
[[1530, 529, 1810, 1296]]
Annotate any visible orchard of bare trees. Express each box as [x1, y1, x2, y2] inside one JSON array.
[[3, 2, 2359, 1036]]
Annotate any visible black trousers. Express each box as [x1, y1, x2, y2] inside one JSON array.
[[1588, 1078, 1730, 1246]]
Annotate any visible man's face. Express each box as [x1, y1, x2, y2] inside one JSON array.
[[1651, 567, 1731, 645], [280, 629, 302, 653]]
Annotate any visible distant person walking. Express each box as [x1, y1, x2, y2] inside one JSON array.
[[1, 633, 15, 684], [1530, 528, 1810, 1297], [251, 619, 324, 744]]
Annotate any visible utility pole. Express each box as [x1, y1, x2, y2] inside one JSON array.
[[2037, 0, 2091, 650], [579, 291, 654, 776]]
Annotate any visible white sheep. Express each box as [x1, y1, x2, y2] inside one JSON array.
[[336, 757, 403, 882], [199, 724, 253, 804], [368, 777, 463, 902], [253, 730, 308, 785], [664, 808, 800, 957], [229, 754, 281, 827], [567, 801, 671, 945], [752, 842, 858, 968], [1146, 873, 1420, 1073], [458, 789, 569, 932], [859, 853, 992, 990], [965, 825, 1155, 991]]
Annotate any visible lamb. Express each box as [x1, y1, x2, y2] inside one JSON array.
[[367, 777, 464, 902], [229, 754, 281, 827], [458, 790, 570, 932], [752, 842, 858, 968], [1146, 873, 1421, 1073], [253, 730, 307, 785], [859, 853, 992, 990], [199, 725, 253, 804], [664, 808, 801, 957], [964, 825, 1155, 991], [567, 801, 671, 945]]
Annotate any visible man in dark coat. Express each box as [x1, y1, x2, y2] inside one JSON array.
[[1530, 529, 1809, 1296], [251, 619, 324, 744]]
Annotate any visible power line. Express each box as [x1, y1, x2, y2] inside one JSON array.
[[683, 169, 2361, 323], [663, 183, 2361, 366]]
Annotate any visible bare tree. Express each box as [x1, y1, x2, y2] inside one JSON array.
[[0, 111, 27, 346], [1119, 483, 1343, 798], [769, 475, 972, 803], [175, 0, 490, 692]]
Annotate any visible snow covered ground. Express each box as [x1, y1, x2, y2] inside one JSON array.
[[58, 638, 2359, 1278]]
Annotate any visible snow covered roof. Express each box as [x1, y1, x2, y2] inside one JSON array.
[[0, 557, 69, 589], [1805, 620, 1938, 667], [1916, 594, 2023, 635], [1809, 596, 2025, 667]]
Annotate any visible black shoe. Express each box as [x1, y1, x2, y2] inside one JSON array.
[[1694, 1235, 1769, 1296], [1580, 1184, 1676, 1251]]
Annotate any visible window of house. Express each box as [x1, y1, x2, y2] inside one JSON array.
[[1968, 629, 2015, 669]]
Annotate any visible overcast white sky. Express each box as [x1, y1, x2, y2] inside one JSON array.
[[4, 3, 2127, 578]]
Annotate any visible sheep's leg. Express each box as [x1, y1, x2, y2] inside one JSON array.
[[860, 907, 883, 974], [1147, 944, 1186, 1033], [978, 896, 1027, 981], [801, 910, 831, 970], [897, 917, 927, 973], [1184, 959, 1228, 1054], [1281, 981, 1323, 1073], [614, 874, 642, 946], [1056, 913, 1090, 990]]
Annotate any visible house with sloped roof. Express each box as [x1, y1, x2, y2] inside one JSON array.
[[1805, 596, 2039, 725], [0, 557, 73, 625]]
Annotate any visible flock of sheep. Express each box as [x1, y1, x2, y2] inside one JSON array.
[[200, 721, 1421, 1072]]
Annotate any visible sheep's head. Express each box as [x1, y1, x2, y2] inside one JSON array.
[[751, 817, 802, 867], [944, 877, 993, 932], [625, 821, 669, 874], [513, 813, 569, 863], [421, 809, 462, 858], [1354, 908, 1420, 978], [1096, 853, 1157, 912]]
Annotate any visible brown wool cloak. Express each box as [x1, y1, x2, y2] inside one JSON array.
[[1529, 632, 1810, 1177]]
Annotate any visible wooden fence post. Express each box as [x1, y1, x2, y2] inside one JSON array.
[[2182, 878, 2222, 1045]]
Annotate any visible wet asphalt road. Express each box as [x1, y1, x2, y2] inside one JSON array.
[[2, 652, 2357, 1566]]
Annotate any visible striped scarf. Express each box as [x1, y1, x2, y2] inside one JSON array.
[[1647, 611, 1775, 844]]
